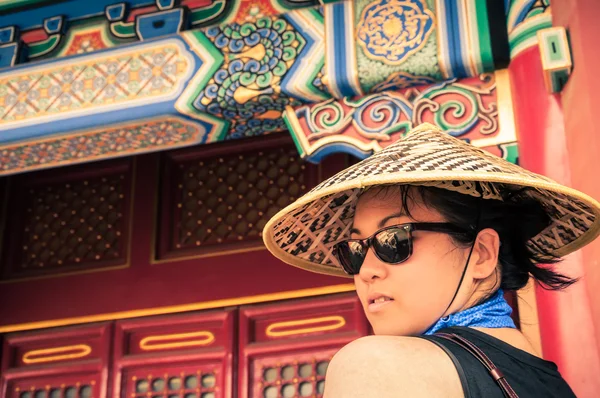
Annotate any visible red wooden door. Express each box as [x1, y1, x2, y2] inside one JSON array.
[[112, 309, 235, 398], [0, 323, 112, 398], [0, 293, 367, 398], [238, 293, 369, 398]]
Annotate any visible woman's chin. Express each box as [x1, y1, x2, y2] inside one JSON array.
[[370, 322, 422, 337]]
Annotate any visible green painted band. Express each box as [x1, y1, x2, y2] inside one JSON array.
[[475, 0, 494, 72], [27, 35, 59, 58], [0, 0, 48, 13], [509, 19, 552, 51], [112, 22, 136, 38], [283, 112, 306, 158]]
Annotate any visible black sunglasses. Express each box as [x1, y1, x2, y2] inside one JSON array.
[[333, 222, 470, 275]]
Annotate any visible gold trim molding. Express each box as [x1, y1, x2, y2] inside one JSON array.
[[140, 331, 215, 351], [0, 284, 356, 333], [266, 315, 346, 337], [22, 344, 92, 364]]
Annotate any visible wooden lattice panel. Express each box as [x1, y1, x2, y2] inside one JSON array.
[[158, 135, 318, 260], [252, 350, 334, 398], [124, 364, 220, 398], [20, 175, 126, 267], [6, 374, 100, 398], [176, 148, 305, 248], [1, 160, 132, 279]]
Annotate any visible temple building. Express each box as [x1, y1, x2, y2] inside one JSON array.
[[0, 0, 599, 397]]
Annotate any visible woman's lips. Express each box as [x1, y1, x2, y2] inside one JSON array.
[[367, 296, 394, 313]]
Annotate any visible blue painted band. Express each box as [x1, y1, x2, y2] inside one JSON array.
[[331, 2, 359, 98], [0, 102, 178, 144], [514, 0, 537, 27], [280, 13, 317, 99], [0, 0, 154, 32], [446, 0, 468, 79]]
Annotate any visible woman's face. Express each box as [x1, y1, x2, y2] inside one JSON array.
[[352, 188, 471, 336]]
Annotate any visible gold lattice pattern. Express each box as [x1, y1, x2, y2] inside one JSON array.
[[0, 43, 189, 125], [13, 380, 95, 398], [259, 360, 329, 398], [17, 174, 127, 272], [175, 147, 307, 250], [129, 371, 218, 398]]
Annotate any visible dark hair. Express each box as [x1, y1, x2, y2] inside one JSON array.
[[372, 184, 577, 291]]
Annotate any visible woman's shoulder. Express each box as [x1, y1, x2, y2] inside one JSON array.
[[323, 335, 465, 398], [324, 329, 576, 398]]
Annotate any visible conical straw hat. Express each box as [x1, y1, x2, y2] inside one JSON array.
[[262, 123, 600, 277]]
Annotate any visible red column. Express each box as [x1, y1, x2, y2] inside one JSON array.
[[552, 0, 600, 356], [509, 46, 600, 396]]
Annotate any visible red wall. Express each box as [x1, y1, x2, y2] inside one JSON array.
[[0, 135, 351, 332], [552, 0, 600, 359], [509, 47, 600, 396]]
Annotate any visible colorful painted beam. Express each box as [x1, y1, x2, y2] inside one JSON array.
[[0, 31, 224, 175], [284, 70, 518, 164], [0, 0, 342, 66], [0, 9, 329, 175], [0, 0, 512, 176], [1, 0, 509, 81], [0, 32, 224, 142], [337, 0, 508, 96]]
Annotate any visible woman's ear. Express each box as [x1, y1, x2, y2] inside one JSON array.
[[470, 228, 500, 280]]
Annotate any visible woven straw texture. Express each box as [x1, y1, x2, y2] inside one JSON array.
[[263, 123, 600, 277]]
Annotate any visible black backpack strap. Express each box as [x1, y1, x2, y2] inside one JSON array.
[[435, 332, 519, 398]]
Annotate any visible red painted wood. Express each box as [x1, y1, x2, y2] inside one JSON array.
[[1, 158, 133, 280], [112, 309, 235, 398], [6, 372, 102, 398], [0, 292, 366, 397], [249, 347, 337, 398], [238, 293, 368, 398], [0, 136, 348, 329], [127, 6, 158, 22], [0, 323, 112, 398], [509, 46, 600, 395], [20, 29, 48, 44], [0, 176, 7, 269], [157, 133, 319, 261], [552, 0, 600, 382], [182, 0, 216, 8]]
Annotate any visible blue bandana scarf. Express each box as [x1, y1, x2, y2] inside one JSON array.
[[423, 289, 516, 335]]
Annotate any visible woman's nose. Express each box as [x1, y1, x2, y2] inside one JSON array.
[[358, 248, 388, 282]]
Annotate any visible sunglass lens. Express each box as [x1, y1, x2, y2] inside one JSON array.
[[373, 228, 411, 263], [335, 241, 365, 275]]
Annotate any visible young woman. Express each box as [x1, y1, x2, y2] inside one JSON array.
[[262, 123, 600, 397]]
